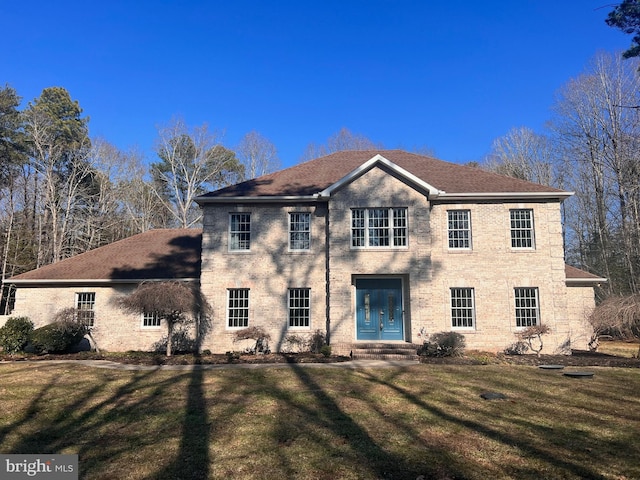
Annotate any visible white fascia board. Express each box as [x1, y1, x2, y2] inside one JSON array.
[[318, 154, 443, 198], [9, 278, 200, 286], [435, 191, 575, 201], [195, 195, 317, 204], [566, 277, 608, 286]]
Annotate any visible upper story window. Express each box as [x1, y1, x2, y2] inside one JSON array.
[[447, 210, 471, 249], [514, 287, 539, 327], [227, 288, 250, 328], [450, 287, 475, 329], [510, 209, 535, 249], [289, 212, 311, 251], [351, 208, 408, 248], [142, 312, 161, 328], [76, 292, 95, 327], [229, 213, 251, 251]]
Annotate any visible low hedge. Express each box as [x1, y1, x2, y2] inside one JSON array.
[[0, 317, 34, 353], [30, 321, 87, 354]]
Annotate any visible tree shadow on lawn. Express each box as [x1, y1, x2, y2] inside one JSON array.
[[357, 367, 610, 479]]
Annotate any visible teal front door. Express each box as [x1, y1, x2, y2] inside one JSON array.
[[356, 278, 403, 341]]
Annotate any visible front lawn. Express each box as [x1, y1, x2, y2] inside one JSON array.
[[0, 362, 638, 479]]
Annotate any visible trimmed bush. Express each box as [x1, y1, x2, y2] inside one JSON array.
[[30, 321, 87, 354], [0, 317, 34, 353], [420, 331, 466, 357]]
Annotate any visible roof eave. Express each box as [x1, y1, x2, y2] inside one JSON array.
[[8, 278, 200, 286], [195, 195, 320, 204], [566, 277, 608, 286], [434, 191, 574, 201]]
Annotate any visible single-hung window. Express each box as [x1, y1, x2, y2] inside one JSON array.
[[228, 289, 249, 328], [510, 209, 534, 249], [76, 292, 95, 327], [142, 312, 161, 328], [229, 213, 251, 251], [288, 288, 310, 328], [448, 210, 471, 249], [450, 288, 475, 328], [351, 208, 408, 248], [514, 287, 539, 327], [289, 212, 311, 251]]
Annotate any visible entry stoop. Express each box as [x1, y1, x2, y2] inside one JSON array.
[[349, 343, 420, 361]]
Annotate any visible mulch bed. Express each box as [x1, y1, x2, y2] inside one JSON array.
[[420, 350, 640, 368], [1, 349, 639, 367]]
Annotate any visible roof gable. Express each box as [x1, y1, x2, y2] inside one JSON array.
[[196, 150, 571, 202], [10, 229, 202, 283]]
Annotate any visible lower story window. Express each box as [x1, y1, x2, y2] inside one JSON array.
[[76, 292, 95, 327], [450, 288, 475, 328], [142, 312, 161, 328], [228, 289, 249, 328], [515, 287, 539, 327], [288, 288, 310, 328]]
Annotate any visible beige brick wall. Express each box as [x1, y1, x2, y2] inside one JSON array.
[[8, 284, 171, 352], [200, 202, 328, 353], [566, 285, 596, 350], [429, 201, 576, 353]]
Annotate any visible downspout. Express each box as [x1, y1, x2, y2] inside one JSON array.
[[324, 200, 331, 345]]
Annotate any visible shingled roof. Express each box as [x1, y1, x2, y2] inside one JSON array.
[[197, 150, 569, 200], [9, 229, 202, 283]]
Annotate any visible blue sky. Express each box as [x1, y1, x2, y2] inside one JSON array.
[[1, 1, 632, 168]]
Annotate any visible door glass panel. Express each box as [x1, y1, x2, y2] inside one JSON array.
[[388, 294, 395, 323], [364, 293, 370, 323]]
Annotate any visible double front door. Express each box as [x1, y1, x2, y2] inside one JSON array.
[[356, 278, 403, 341]]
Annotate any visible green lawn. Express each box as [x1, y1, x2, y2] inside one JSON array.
[[0, 362, 638, 479]]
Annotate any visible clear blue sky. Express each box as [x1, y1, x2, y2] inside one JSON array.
[[1, 1, 632, 168]]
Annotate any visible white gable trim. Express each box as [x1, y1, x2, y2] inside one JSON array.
[[316, 154, 444, 199]]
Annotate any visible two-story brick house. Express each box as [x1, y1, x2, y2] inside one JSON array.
[[3, 150, 605, 354], [196, 150, 604, 355]]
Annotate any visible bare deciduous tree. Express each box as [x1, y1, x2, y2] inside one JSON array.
[[300, 127, 383, 161], [236, 130, 280, 179]]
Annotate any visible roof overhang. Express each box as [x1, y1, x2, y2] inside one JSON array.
[[434, 191, 574, 201], [566, 277, 608, 287], [8, 278, 200, 286], [195, 195, 319, 204]]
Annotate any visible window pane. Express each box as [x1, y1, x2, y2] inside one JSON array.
[[228, 289, 249, 327], [510, 210, 534, 248], [514, 287, 539, 327], [230, 214, 251, 250], [290, 213, 311, 250], [143, 312, 161, 327], [76, 292, 95, 327], [368, 209, 389, 246], [448, 210, 470, 249], [288, 288, 310, 328], [393, 208, 407, 246], [351, 209, 365, 247], [450, 288, 474, 328]]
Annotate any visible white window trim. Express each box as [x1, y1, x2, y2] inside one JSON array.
[[514, 287, 540, 328], [450, 287, 476, 330], [75, 291, 96, 328], [288, 288, 311, 330], [226, 288, 250, 329], [510, 209, 536, 250], [351, 207, 409, 249], [288, 212, 311, 252], [141, 312, 162, 329], [447, 209, 472, 251], [229, 213, 251, 252]]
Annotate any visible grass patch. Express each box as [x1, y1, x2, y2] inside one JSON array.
[[598, 340, 640, 358], [0, 363, 638, 479]]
